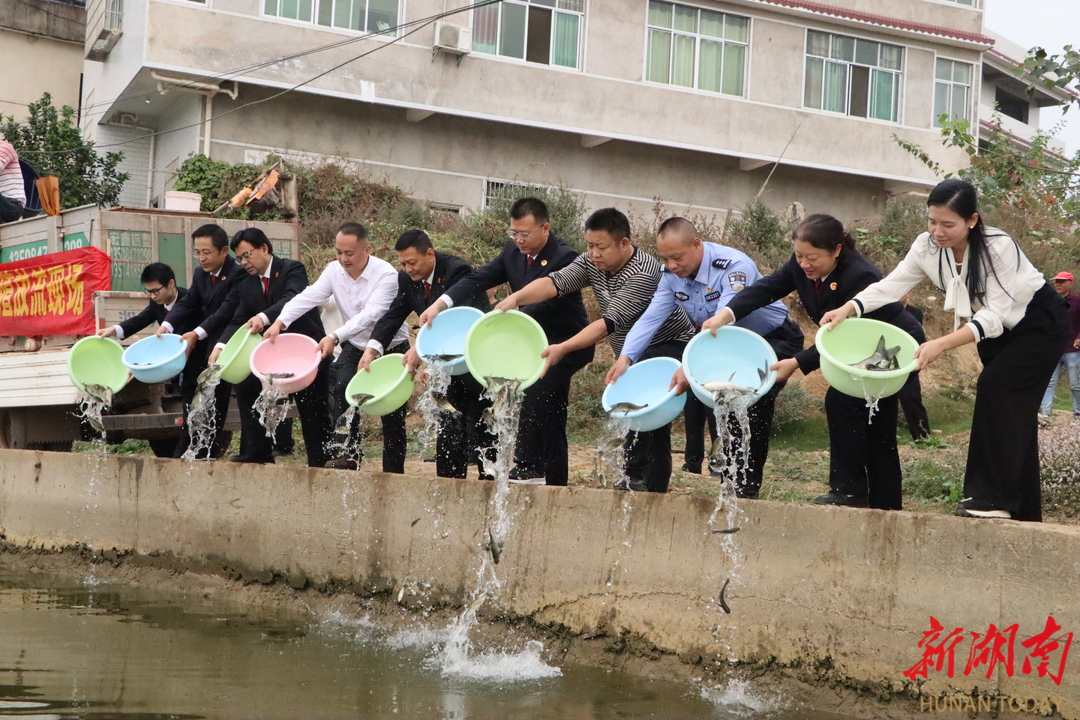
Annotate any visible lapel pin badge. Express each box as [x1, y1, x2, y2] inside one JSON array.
[[830, 282, 837, 290], [541, 259, 548, 267]]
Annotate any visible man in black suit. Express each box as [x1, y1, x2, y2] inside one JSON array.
[[418, 198, 593, 486], [156, 223, 247, 458], [210, 228, 333, 467], [358, 229, 493, 479], [98, 262, 188, 340]]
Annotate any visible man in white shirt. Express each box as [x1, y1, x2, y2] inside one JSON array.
[[264, 222, 410, 472]]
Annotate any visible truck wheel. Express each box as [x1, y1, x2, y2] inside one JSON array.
[[0, 409, 11, 449], [148, 438, 177, 458]]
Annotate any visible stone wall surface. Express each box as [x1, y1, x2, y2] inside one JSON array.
[[1, 449, 1077, 716]]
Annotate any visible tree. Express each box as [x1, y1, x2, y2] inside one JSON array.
[[0, 93, 129, 209]]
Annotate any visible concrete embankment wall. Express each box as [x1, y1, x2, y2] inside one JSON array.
[[1, 449, 1077, 716]]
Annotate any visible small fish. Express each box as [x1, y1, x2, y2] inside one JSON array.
[[397, 586, 406, 603], [718, 578, 731, 614], [485, 526, 503, 565], [334, 407, 363, 436], [703, 368, 769, 397], [410, 517, 421, 527], [425, 353, 464, 363], [712, 526, 741, 535], [83, 383, 113, 406], [265, 372, 296, 380], [131, 362, 154, 366], [609, 401, 648, 415], [613, 477, 632, 492], [850, 335, 901, 372], [351, 392, 374, 406], [196, 364, 222, 386], [709, 436, 724, 462], [599, 436, 625, 453], [431, 394, 461, 417], [467, 592, 488, 614]]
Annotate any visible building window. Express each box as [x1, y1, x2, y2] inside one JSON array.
[[644, 1, 748, 96], [804, 30, 903, 122], [263, 0, 399, 35], [933, 58, 972, 126], [472, 0, 585, 69]]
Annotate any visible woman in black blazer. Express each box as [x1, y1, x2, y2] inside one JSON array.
[[706, 214, 924, 510]]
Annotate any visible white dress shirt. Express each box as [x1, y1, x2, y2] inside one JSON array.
[[277, 256, 409, 350], [852, 228, 1045, 342], [113, 297, 177, 340]]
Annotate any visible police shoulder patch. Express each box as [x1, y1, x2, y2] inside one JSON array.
[[727, 271, 747, 292], [712, 258, 731, 270]]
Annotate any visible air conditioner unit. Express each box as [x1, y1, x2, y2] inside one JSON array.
[[432, 21, 472, 61]]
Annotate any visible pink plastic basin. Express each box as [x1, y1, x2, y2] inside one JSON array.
[[249, 334, 323, 394]]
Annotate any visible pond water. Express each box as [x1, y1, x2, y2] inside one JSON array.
[[0, 571, 839, 720]]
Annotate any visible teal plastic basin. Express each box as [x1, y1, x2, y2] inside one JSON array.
[[682, 327, 777, 409], [67, 336, 129, 394], [601, 356, 687, 432], [464, 310, 548, 390], [815, 318, 919, 399], [345, 354, 415, 416]]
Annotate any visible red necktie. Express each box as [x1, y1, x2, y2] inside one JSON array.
[[813, 278, 823, 296], [210, 274, 217, 283], [423, 280, 431, 299], [262, 276, 270, 298], [527, 256, 534, 270]]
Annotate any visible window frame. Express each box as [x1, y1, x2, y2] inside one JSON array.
[[260, 0, 402, 38], [932, 55, 974, 128], [469, 0, 586, 71], [801, 27, 905, 124], [642, 0, 751, 98]]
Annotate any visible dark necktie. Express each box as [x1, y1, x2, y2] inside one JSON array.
[[527, 256, 534, 270], [262, 276, 270, 299], [813, 278, 823, 296], [423, 280, 431, 299], [210, 274, 217, 283]]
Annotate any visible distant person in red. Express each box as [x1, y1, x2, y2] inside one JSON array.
[[1040, 271, 1080, 419], [0, 141, 26, 224]]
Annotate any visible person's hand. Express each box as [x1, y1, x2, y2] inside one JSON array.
[[539, 343, 567, 378], [495, 294, 519, 313], [358, 346, 379, 373], [417, 299, 447, 328], [246, 315, 266, 334], [819, 302, 855, 330], [180, 331, 199, 358], [402, 346, 424, 374], [669, 366, 690, 396], [97, 327, 117, 338], [606, 356, 632, 385], [702, 307, 735, 336], [208, 346, 223, 365], [24, 336, 42, 352], [770, 357, 800, 383], [263, 320, 285, 342], [914, 338, 946, 370], [318, 334, 337, 359], [154, 324, 171, 339], [1073, 338, 1079, 350]]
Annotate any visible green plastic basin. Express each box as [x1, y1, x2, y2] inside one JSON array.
[[218, 329, 261, 384], [815, 318, 920, 399], [464, 310, 548, 390], [345, 354, 415, 416], [67, 336, 129, 394]]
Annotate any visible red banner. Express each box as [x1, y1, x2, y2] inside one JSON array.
[[0, 246, 111, 336]]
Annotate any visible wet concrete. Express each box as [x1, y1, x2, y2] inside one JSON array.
[[1, 449, 1078, 718]]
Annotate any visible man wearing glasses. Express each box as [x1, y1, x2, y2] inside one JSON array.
[[156, 223, 247, 458], [418, 197, 592, 486], [98, 262, 188, 341]]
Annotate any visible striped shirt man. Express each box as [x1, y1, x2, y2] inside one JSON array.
[[549, 246, 696, 356], [0, 141, 26, 207]]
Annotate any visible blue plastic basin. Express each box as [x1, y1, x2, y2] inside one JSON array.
[[682, 327, 778, 409], [601, 356, 687, 432], [415, 306, 484, 376], [121, 334, 188, 384]]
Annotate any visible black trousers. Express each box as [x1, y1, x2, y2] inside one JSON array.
[[234, 354, 333, 467], [624, 339, 688, 493], [0, 194, 23, 223], [896, 371, 931, 440], [826, 387, 902, 510], [173, 339, 232, 459], [437, 372, 495, 479], [714, 382, 783, 498], [331, 342, 409, 474], [514, 355, 588, 486], [965, 285, 1069, 522], [683, 392, 718, 470]]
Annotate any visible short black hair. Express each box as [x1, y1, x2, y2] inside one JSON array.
[[584, 208, 631, 241], [337, 222, 369, 242], [140, 262, 175, 287], [395, 229, 434, 253], [510, 197, 549, 225], [657, 216, 696, 238], [230, 227, 273, 255], [192, 223, 229, 249]]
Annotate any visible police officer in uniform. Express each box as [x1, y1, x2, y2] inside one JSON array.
[[610, 217, 804, 498]]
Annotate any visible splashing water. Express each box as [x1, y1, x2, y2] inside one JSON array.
[[852, 374, 888, 423], [416, 364, 453, 454], [699, 677, 782, 716], [595, 416, 631, 490], [77, 383, 113, 443], [253, 378, 292, 439], [330, 400, 367, 467], [183, 364, 222, 461]]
